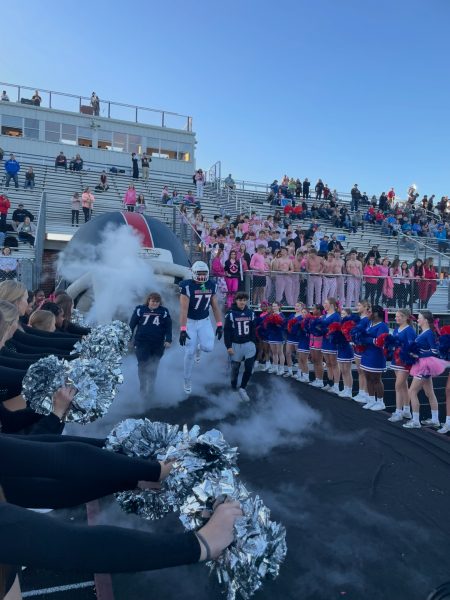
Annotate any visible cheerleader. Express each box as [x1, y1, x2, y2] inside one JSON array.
[[403, 311, 447, 429], [320, 297, 341, 393], [437, 330, 450, 434], [437, 374, 450, 434], [336, 308, 357, 398], [387, 309, 416, 423], [295, 307, 312, 382], [253, 301, 271, 371], [265, 302, 286, 375], [309, 303, 325, 388], [359, 305, 389, 411], [352, 300, 371, 403], [284, 302, 305, 377]]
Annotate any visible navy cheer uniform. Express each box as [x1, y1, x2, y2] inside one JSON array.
[[360, 321, 390, 373], [353, 316, 370, 360], [321, 311, 341, 355], [390, 325, 416, 371], [337, 316, 356, 363], [286, 314, 302, 345], [265, 314, 286, 344]]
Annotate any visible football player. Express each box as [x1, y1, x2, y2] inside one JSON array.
[[179, 261, 223, 394], [129, 292, 172, 398], [223, 291, 256, 402]]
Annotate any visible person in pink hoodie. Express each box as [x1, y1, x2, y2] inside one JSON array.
[[123, 184, 137, 212]]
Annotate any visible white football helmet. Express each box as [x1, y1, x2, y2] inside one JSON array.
[[191, 261, 209, 283]]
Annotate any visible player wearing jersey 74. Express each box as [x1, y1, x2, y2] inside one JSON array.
[[179, 261, 223, 395], [129, 292, 172, 399]]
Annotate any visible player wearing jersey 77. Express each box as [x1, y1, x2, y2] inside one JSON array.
[[179, 261, 223, 395]]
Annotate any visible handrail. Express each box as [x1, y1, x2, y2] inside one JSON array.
[[175, 205, 207, 250], [0, 81, 193, 132], [0, 148, 195, 184]]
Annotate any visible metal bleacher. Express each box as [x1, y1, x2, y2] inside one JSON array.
[[1, 154, 223, 240]]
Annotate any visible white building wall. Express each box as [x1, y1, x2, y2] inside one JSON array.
[[0, 102, 196, 175]]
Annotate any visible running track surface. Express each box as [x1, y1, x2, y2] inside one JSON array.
[[20, 374, 450, 600]]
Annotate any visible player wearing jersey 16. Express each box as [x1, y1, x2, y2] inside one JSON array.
[[224, 292, 256, 402], [179, 261, 223, 395], [129, 292, 172, 398]]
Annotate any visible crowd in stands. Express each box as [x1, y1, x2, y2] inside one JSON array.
[[0, 194, 36, 255], [265, 176, 450, 250], [175, 200, 442, 311]]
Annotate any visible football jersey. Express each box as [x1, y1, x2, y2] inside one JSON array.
[[224, 306, 256, 348], [129, 305, 172, 345], [179, 279, 217, 320]]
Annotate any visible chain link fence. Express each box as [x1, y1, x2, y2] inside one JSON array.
[[233, 271, 449, 312]]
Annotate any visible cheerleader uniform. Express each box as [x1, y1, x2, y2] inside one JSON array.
[[286, 314, 302, 346], [321, 312, 341, 355], [296, 317, 311, 354], [360, 321, 389, 373], [255, 311, 270, 343], [389, 325, 416, 371], [409, 329, 447, 379], [309, 317, 323, 351], [266, 315, 286, 344], [337, 316, 355, 363], [353, 316, 370, 360]]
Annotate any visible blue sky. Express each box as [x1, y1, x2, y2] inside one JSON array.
[[2, 0, 449, 199]]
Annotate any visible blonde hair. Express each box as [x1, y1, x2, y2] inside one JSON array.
[[0, 280, 27, 306], [0, 310, 8, 345], [29, 310, 56, 332], [0, 300, 19, 326]]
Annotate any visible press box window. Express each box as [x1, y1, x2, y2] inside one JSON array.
[[61, 124, 77, 145], [78, 127, 93, 148], [98, 131, 112, 150], [2, 115, 23, 137], [128, 134, 142, 154], [159, 140, 177, 160], [112, 132, 126, 152], [146, 138, 160, 157], [24, 118, 39, 140], [45, 121, 60, 142], [178, 142, 192, 162]]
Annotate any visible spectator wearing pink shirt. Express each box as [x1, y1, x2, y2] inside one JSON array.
[[250, 245, 269, 305], [123, 184, 137, 212], [244, 232, 257, 256]]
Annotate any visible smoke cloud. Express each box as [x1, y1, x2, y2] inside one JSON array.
[[58, 224, 181, 323]]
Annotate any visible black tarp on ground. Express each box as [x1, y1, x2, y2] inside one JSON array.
[[20, 374, 450, 600]]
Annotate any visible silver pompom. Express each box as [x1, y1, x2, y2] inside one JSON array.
[[71, 320, 130, 385], [106, 419, 184, 520], [22, 355, 66, 414], [71, 308, 88, 327], [106, 421, 239, 521], [22, 355, 116, 424], [106, 419, 287, 596], [179, 473, 287, 600]]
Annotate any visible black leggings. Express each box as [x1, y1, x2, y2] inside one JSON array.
[[71, 209, 79, 225], [0, 434, 200, 594], [365, 282, 377, 305], [0, 434, 160, 508], [82, 206, 92, 222], [230, 356, 256, 390]]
